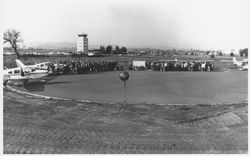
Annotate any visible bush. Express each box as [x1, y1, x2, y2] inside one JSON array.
[[210, 54, 215, 59], [239, 48, 248, 57]]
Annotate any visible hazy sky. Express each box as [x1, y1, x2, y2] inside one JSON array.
[[1, 0, 249, 50]]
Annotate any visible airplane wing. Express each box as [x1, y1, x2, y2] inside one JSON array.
[[239, 65, 248, 71], [4, 76, 31, 87]]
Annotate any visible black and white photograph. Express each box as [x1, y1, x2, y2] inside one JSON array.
[[1, 0, 248, 154]]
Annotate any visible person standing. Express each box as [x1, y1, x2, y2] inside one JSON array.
[[201, 61, 206, 71]]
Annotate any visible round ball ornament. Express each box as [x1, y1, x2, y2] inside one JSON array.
[[119, 71, 129, 81]]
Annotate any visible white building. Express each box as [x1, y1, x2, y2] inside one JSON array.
[[77, 33, 88, 54]]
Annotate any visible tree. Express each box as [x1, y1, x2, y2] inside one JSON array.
[[244, 48, 248, 57], [105, 45, 112, 54], [100, 46, 105, 54], [115, 46, 120, 54], [230, 52, 234, 57], [239, 50, 243, 57], [210, 54, 215, 59], [120, 46, 127, 54], [239, 48, 248, 57], [3, 29, 23, 58]]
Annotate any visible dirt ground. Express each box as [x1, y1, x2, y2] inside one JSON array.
[[3, 88, 247, 154]]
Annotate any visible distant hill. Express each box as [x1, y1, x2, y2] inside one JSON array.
[[26, 42, 77, 49], [26, 42, 105, 50], [25, 42, 176, 50]]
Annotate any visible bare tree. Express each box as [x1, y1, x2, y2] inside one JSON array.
[[3, 29, 23, 58]]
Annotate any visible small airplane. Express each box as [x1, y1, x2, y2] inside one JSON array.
[[3, 59, 50, 87], [28, 61, 51, 70], [233, 57, 248, 70]]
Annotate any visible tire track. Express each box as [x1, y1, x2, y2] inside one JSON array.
[[4, 89, 248, 153], [4, 124, 160, 153]]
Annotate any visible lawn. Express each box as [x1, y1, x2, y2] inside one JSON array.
[[13, 71, 248, 105]]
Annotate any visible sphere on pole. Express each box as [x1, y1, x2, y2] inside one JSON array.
[[118, 71, 130, 113], [119, 71, 129, 81]]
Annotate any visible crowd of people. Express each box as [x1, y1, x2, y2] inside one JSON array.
[[48, 59, 121, 75], [143, 60, 215, 71], [46, 58, 215, 75]]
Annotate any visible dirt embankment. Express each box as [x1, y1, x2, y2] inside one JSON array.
[[3, 88, 248, 154]]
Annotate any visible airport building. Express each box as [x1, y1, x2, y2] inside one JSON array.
[[77, 33, 88, 54]]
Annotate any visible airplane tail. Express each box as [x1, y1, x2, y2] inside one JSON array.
[[232, 57, 237, 63], [15, 59, 26, 69], [15, 59, 31, 73]]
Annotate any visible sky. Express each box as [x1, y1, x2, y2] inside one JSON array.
[[1, 0, 249, 50]]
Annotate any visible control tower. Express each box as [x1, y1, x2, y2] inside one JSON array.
[[77, 33, 88, 54]]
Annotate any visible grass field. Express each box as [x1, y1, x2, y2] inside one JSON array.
[[13, 71, 248, 105]]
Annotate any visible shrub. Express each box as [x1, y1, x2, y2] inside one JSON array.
[[210, 54, 215, 59]]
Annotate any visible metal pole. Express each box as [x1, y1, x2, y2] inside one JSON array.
[[117, 80, 126, 114], [124, 81, 126, 104]]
